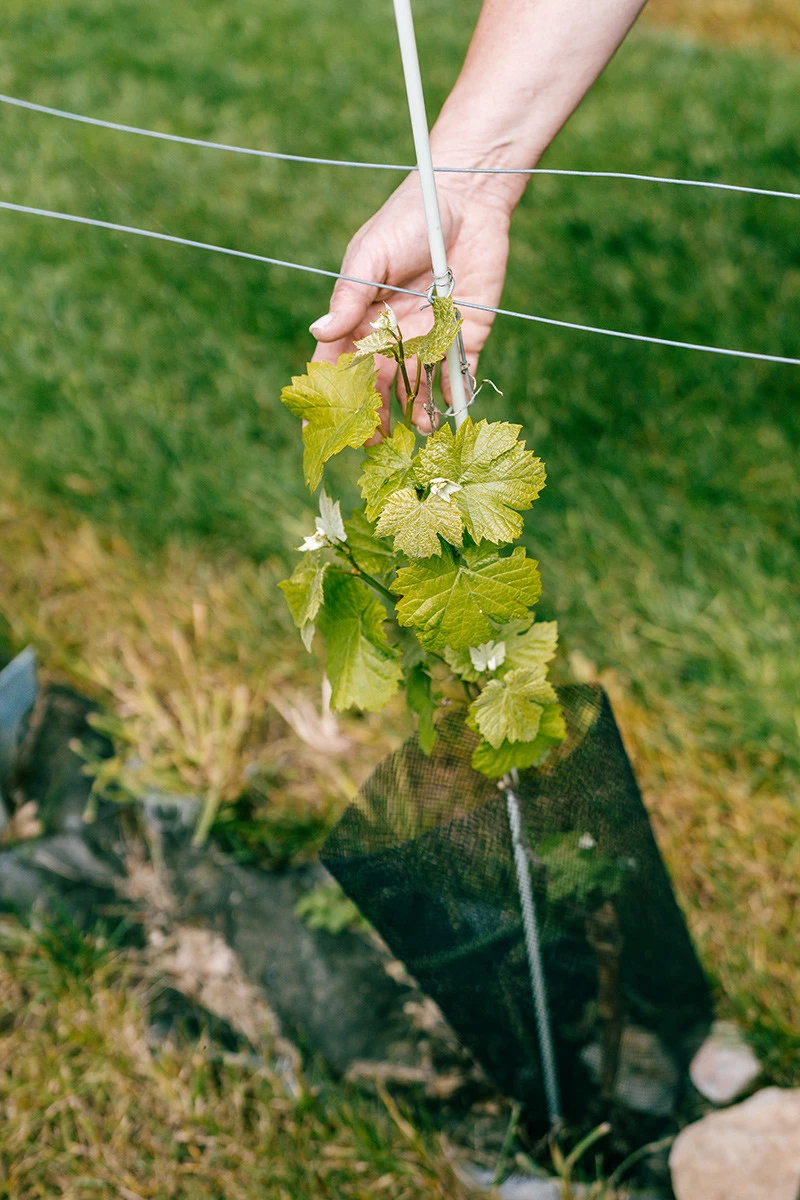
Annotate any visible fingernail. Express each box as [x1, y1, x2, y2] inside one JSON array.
[[310, 312, 336, 335]]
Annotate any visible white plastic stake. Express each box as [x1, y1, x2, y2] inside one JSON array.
[[392, 0, 561, 1127], [506, 775, 562, 1126], [391, 0, 470, 427]]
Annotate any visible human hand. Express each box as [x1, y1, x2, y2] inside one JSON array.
[[309, 173, 512, 432]]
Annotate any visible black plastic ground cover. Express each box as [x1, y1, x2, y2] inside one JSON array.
[[321, 685, 712, 1131]]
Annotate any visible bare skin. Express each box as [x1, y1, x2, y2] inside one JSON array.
[[310, 0, 647, 429]]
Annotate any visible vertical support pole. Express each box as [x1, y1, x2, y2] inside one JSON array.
[[505, 774, 562, 1126], [391, 0, 561, 1127], [391, 0, 470, 426]]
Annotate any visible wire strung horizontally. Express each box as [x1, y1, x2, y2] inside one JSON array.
[[1, 198, 798, 367], [1, 92, 799, 203]]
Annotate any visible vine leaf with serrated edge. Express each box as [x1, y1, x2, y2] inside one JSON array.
[[279, 552, 329, 651], [471, 701, 567, 777], [466, 666, 557, 748], [358, 423, 417, 521], [317, 573, 402, 712], [281, 354, 382, 491], [343, 508, 401, 578], [403, 295, 463, 366], [375, 487, 463, 558], [394, 545, 541, 651], [415, 417, 546, 545]]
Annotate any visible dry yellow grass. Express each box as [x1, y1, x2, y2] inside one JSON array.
[[604, 673, 800, 1079], [2, 488, 797, 1078], [0, 920, 471, 1200], [0, 487, 406, 844], [643, 0, 800, 54]]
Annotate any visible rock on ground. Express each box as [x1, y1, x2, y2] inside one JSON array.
[[689, 1020, 761, 1105], [670, 1087, 800, 1200]]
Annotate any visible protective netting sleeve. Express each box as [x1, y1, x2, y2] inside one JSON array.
[[321, 685, 711, 1131]]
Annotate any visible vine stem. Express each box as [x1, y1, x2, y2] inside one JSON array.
[[398, 354, 419, 427], [337, 543, 398, 603]]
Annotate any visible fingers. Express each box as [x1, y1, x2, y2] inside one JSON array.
[[310, 235, 388, 346]]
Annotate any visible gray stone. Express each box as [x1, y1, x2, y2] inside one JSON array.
[[581, 1025, 679, 1116], [455, 1165, 559, 1199], [161, 839, 435, 1076], [18, 685, 110, 837], [670, 1087, 800, 1200], [0, 849, 48, 909], [689, 1020, 761, 1104], [25, 834, 120, 888]]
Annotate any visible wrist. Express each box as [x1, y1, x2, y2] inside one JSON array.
[[429, 96, 547, 214]]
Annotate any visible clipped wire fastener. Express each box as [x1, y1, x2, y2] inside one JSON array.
[[425, 267, 455, 305], [456, 324, 475, 409]]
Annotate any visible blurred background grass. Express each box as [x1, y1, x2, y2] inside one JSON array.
[[0, 0, 798, 1190]]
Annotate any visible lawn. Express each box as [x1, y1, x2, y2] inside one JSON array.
[[0, 0, 798, 1192]]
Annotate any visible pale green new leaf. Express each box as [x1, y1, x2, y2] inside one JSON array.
[[415, 417, 546, 545], [403, 295, 463, 366], [394, 545, 541, 651], [375, 487, 463, 558], [467, 667, 558, 749], [353, 328, 402, 362], [281, 354, 382, 490], [471, 700, 566, 777], [279, 552, 329, 649], [358, 423, 417, 521], [353, 303, 401, 361], [501, 620, 559, 674], [344, 508, 400, 578], [317, 574, 402, 712]]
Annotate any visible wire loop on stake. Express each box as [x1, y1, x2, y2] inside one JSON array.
[[425, 268, 455, 303]]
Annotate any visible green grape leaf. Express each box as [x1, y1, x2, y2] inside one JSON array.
[[502, 620, 559, 673], [375, 487, 463, 558], [406, 662, 437, 755], [358, 423, 417, 521], [538, 830, 626, 907], [281, 354, 382, 490], [279, 552, 329, 650], [403, 295, 463, 366], [394, 545, 541, 651], [467, 667, 557, 749], [343, 508, 400, 578], [317, 574, 402, 712], [471, 702, 566, 777], [415, 417, 546, 545]]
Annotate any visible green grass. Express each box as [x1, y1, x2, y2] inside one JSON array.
[[0, 0, 797, 772], [0, 0, 799, 1173]]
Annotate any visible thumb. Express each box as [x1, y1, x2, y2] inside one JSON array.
[[309, 248, 387, 344]]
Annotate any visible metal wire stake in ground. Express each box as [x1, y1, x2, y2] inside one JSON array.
[[505, 771, 562, 1126]]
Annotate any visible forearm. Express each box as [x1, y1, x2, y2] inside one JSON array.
[[431, 0, 648, 208]]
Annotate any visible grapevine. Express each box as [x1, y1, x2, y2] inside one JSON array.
[[280, 296, 565, 777]]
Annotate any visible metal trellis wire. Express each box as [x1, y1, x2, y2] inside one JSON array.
[[0, 199, 798, 368], [1, 91, 798, 202]]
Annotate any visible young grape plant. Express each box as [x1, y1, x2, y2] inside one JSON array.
[[279, 297, 565, 778]]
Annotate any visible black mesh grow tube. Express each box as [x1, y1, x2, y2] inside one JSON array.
[[321, 684, 711, 1130]]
